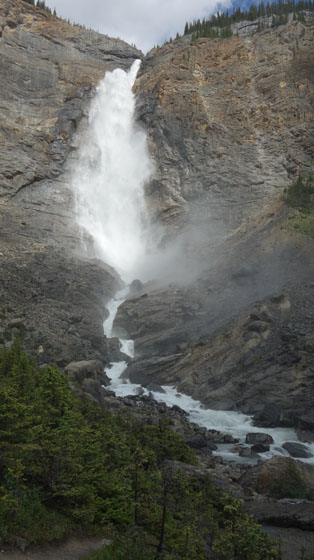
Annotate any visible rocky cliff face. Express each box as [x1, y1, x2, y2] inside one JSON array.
[[116, 18, 314, 425], [0, 0, 141, 365], [0, 1, 313, 428], [136, 20, 313, 233]]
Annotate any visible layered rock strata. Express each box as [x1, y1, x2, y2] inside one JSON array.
[[116, 18, 314, 424], [0, 0, 141, 364]]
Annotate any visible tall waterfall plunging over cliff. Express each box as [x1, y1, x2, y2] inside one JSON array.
[[70, 59, 314, 467], [72, 60, 153, 281]]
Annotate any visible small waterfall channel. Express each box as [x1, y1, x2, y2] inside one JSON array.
[[73, 61, 314, 465]]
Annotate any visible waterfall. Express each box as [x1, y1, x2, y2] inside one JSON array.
[[71, 61, 314, 466], [72, 59, 153, 282]]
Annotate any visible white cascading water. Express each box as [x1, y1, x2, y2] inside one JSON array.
[[72, 59, 153, 282], [73, 61, 314, 465]]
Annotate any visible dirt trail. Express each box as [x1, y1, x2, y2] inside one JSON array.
[[0, 536, 104, 560]]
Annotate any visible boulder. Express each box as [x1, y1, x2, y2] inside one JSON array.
[[245, 432, 274, 445], [251, 443, 270, 453], [282, 442, 313, 459], [103, 337, 125, 362], [298, 412, 314, 432], [65, 360, 104, 383], [185, 435, 217, 451], [129, 279, 143, 294], [100, 372, 111, 387], [223, 434, 240, 444], [239, 447, 259, 458], [82, 379, 105, 405], [247, 320, 269, 333], [8, 318, 26, 329], [230, 445, 243, 454], [296, 429, 314, 443], [240, 456, 314, 500], [146, 382, 166, 394]]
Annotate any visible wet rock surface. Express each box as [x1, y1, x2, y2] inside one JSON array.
[[118, 273, 314, 424], [246, 432, 274, 445], [282, 441, 313, 458]]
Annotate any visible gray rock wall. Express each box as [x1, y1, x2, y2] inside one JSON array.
[[0, 0, 141, 365]]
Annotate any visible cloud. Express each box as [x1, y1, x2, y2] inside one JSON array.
[[47, 0, 232, 53]]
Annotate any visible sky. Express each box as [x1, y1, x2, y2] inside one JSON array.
[[46, 0, 239, 53]]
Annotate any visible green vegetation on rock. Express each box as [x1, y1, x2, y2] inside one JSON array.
[[23, 0, 53, 14], [256, 460, 311, 500], [0, 341, 280, 558], [284, 173, 314, 237], [183, 0, 313, 41]]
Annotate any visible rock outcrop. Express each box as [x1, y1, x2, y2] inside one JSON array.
[[116, 18, 314, 424], [136, 20, 313, 234], [0, 0, 313, 432], [0, 0, 141, 364]]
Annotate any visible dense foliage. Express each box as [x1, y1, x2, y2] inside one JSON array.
[[0, 342, 280, 558], [284, 173, 314, 237], [178, 0, 314, 41]]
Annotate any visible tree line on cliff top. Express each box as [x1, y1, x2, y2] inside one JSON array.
[[164, 0, 314, 43], [0, 340, 284, 559], [23, 0, 56, 16]]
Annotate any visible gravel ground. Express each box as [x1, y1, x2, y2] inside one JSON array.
[[0, 536, 105, 560]]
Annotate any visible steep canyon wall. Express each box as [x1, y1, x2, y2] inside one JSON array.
[[0, 0, 141, 365], [118, 18, 314, 421], [0, 0, 314, 423]]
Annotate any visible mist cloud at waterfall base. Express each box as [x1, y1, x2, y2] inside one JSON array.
[[134, 221, 222, 286]]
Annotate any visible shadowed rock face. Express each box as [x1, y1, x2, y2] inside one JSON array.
[[0, 0, 141, 364]]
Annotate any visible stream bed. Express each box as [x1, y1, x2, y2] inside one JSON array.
[[103, 288, 314, 465]]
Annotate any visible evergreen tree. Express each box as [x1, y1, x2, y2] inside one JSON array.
[[182, 0, 313, 42], [0, 342, 281, 559]]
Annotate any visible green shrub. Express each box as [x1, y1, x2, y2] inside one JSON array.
[[283, 173, 314, 237], [0, 341, 280, 558], [288, 213, 314, 238], [257, 460, 310, 500], [283, 173, 314, 212], [3, 329, 12, 342]]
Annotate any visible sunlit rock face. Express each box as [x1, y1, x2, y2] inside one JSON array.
[[136, 22, 313, 236]]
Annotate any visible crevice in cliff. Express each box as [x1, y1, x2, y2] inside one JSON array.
[[9, 176, 46, 200]]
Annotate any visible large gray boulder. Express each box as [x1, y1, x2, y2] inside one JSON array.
[[282, 442, 313, 459], [240, 456, 314, 500], [65, 360, 104, 382]]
